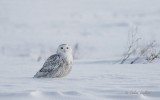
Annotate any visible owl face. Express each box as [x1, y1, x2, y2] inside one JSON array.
[[57, 44, 72, 55]]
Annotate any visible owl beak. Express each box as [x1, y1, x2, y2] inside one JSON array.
[[64, 50, 66, 53]]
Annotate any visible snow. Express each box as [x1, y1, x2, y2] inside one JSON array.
[[0, 0, 160, 59], [0, 0, 160, 100], [0, 57, 160, 100]]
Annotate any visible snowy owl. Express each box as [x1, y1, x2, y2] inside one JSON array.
[[33, 44, 73, 78]]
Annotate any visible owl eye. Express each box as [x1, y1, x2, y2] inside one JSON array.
[[61, 47, 63, 49], [66, 47, 69, 49]]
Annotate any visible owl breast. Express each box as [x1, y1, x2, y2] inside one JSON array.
[[51, 57, 73, 78]]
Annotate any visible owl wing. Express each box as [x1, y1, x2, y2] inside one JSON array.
[[33, 54, 62, 78]]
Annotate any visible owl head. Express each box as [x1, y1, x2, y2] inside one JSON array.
[[57, 44, 72, 55]]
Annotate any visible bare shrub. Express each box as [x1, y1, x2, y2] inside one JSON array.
[[120, 26, 141, 64], [130, 40, 158, 64], [120, 27, 160, 64], [144, 41, 160, 63]]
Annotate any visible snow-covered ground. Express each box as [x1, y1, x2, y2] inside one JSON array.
[[0, 0, 160, 100], [0, 57, 160, 100]]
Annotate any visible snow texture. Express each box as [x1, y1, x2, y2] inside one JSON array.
[[0, 0, 160, 100], [0, 57, 160, 100]]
